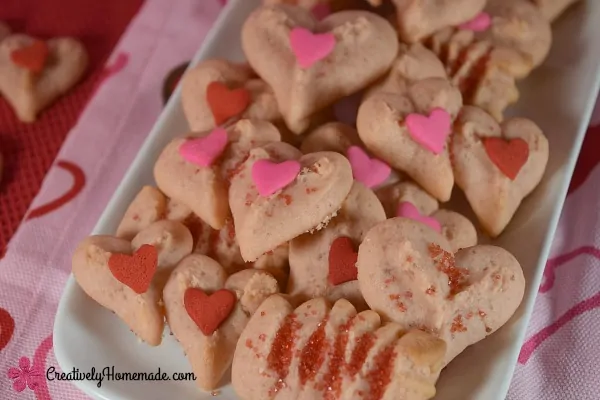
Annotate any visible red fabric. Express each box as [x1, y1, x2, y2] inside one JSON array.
[[0, 0, 144, 256]]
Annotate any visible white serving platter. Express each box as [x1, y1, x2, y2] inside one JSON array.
[[53, 0, 600, 399]]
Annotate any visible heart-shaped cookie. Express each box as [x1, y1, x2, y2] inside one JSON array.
[[192, 217, 290, 286], [232, 295, 446, 400], [365, 43, 448, 100], [163, 254, 279, 390], [229, 142, 354, 262], [116, 186, 167, 240], [357, 77, 463, 201], [391, 0, 486, 43], [242, 5, 398, 134], [154, 119, 282, 230], [357, 217, 525, 364], [181, 59, 281, 132], [451, 106, 549, 237], [0, 34, 88, 122], [72, 221, 194, 346], [480, 0, 552, 71], [288, 181, 386, 309]]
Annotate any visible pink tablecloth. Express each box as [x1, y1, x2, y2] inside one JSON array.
[[0, 0, 599, 398]]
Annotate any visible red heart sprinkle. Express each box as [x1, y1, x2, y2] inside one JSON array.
[[206, 81, 251, 126], [328, 237, 359, 286], [10, 40, 49, 73], [184, 288, 236, 336], [482, 137, 529, 180], [108, 244, 158, 294]]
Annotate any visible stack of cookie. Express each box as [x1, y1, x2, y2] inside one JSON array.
[[71, 1, 580, 399]]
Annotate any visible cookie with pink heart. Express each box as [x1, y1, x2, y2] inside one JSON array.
[[154, 119, 282, 230], [301, 122, 395, 189], [181, 59, 281, 132], [357, 217, 525, 364], [0, 34, 88, 122], [232, 295, 446, 400], [357, 77, 462, 201], [390, 0, 486, 43], [229, 141, 354, 262], [72, 221, 194, 346], [163, 254, 279, 390], [451, 106, 549, 237], [241, 5, 398, 134], [288, 181, 386, 310]]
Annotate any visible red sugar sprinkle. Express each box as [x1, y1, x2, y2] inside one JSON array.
[[363, 345, 397, 400], [279, 194, 293, 205], [259, 333, 267, 341], [426, 286, 436, 295], [428, 243, 469, 296], [388, 294, 407, 312], [267, 314, 302, 390], [478, 310, 487, 318], [246, 339, 253, 349], [450, 315, 467, 333], [305, 187, 318, 194], [404, 291, 413, 299], [321, 321, 352, 399], [299, 319, 328, 386], [347, 333, 375, 377], [132, 214, 140, 221], [261, 311, 266, 317]]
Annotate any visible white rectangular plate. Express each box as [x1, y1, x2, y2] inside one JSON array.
[[54, 0, 600, 399]]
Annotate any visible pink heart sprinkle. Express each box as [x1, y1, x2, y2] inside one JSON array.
[[311, 3, 331, 20], [396, 202, 441, 233], [289, 27, 336, 69], [252, 159, 301, 197], [459, 12, 492, 32], [347, 146, 391, 188], [178, 127, 228, 167], [405, 108, 451, 154]]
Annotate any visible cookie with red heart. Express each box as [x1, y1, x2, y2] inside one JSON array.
[[242, 5, 398, 134], [181, 59, 281, 132], [288, 181, 386, 309], [232, 295, 446, 400], [163, 254, 279, 390], [229, 142, 354, 262], [451, 106, 549, 237], [357, 217, 525, 364], [357, 77, 463, 201], [0, 34, 87, 122], [154, 119, 282, 230], [71, 221, 194, 346]]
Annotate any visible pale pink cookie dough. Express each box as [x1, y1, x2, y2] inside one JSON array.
[[181, 59, 280, 132], [72, 236, 164, 346], [357, 77, 463, 201], [357, 217, 525, 364], [154, 119, 281, 230], [365, 43, 448, 99], [229, 142, 354, 262], [232, 295, 446, 400], [193, 218, 290, 287], [451, 106, 549, 237], [288, 181, 386, 310], [0, 34, 88, 123], [530, 0, 582, 21], [242, 5, 398, 134], [391, 0, 486, 43], [163, 254, 279, 391]]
